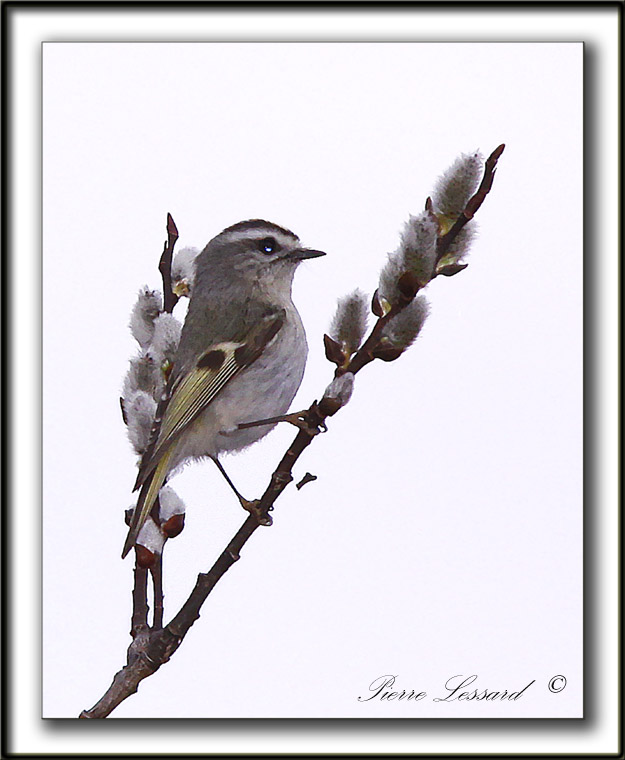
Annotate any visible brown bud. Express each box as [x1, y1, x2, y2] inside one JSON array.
[[166, 212, 179, 239], [161, 513, 185, 538], [397, 271, 422, 300], [135, 544, 157, 569], [371, 289, 384, 317], [120, 397, 128, 425], [371, 342, 404, 362], [323, 334, 346, 366], [318, 395, 342, 417], [436, 261, 469, 277]]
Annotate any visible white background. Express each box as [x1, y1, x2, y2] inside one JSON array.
[[42, 40, 581, 719], [9, 4, 620, 756]]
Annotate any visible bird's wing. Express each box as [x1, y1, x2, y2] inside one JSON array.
[[134, 309, 285, 490], [123, 309, 286, 558]]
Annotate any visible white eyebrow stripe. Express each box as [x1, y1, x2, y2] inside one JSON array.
[[220, 229, 299, 247]]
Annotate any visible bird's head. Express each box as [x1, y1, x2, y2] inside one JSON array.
[[197, 219, 326, 300]]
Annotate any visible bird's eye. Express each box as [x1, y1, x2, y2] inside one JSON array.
[[258, 237, 279, 255]]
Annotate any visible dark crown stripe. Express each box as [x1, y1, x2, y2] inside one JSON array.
[[220, 219, 299, 240]]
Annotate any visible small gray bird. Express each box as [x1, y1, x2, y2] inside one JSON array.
[[122, 219, 326, 558]]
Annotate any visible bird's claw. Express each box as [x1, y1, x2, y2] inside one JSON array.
[[241, 498, 272, 526], [282, 411, 325, 436], [236, 411, 326, 437]]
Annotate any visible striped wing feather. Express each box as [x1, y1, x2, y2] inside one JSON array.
[[149, 345, 240, 464], [134, 310, 285, 490]]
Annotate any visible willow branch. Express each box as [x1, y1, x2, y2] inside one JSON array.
[[81, 146, 504, 718], [346, 143, 505, 376]]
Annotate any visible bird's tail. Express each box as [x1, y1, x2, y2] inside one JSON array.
[[122, 447, 174, 559]]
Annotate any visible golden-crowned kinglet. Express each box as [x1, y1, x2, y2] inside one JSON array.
[[122, 219, 325, 557]]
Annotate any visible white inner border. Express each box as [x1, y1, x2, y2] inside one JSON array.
[[8, 5, 620, 756]]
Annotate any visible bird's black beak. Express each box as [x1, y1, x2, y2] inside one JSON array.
[[290, 248, 326, 261]]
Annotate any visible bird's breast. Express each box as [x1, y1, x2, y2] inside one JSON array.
[[214, 306, 308, 452]]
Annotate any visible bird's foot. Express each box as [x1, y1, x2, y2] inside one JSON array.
[[211, 456, 270, 522], [237, 410, 325, 437], [240, 498, 272, 526], [281, 410, 326, 436]]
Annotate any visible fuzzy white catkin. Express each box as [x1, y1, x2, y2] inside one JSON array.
[[329, 290, 368, 355], [125, 390, 157, 455], [148, 313, 182, 365], [172, 246, 200, 295], [439, 224, 477, 266], [158, 486, 186, 520], [400, 211, 439, 285], [432, 151, 483, 219], [129, 287, 163, 348], [322, 372, 355, 409], [382, 296, 429, 349], [136, 516, 165, 554], [378, 249, 405, 306], [123, 352, 164, 401]]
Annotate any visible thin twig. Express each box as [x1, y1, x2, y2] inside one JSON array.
[[146, 495, 165, 629], [296, 472, 317, 490], [158, 213, 180, 313], [150, 558, 164, 630], [130, 566, 149, 639]]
